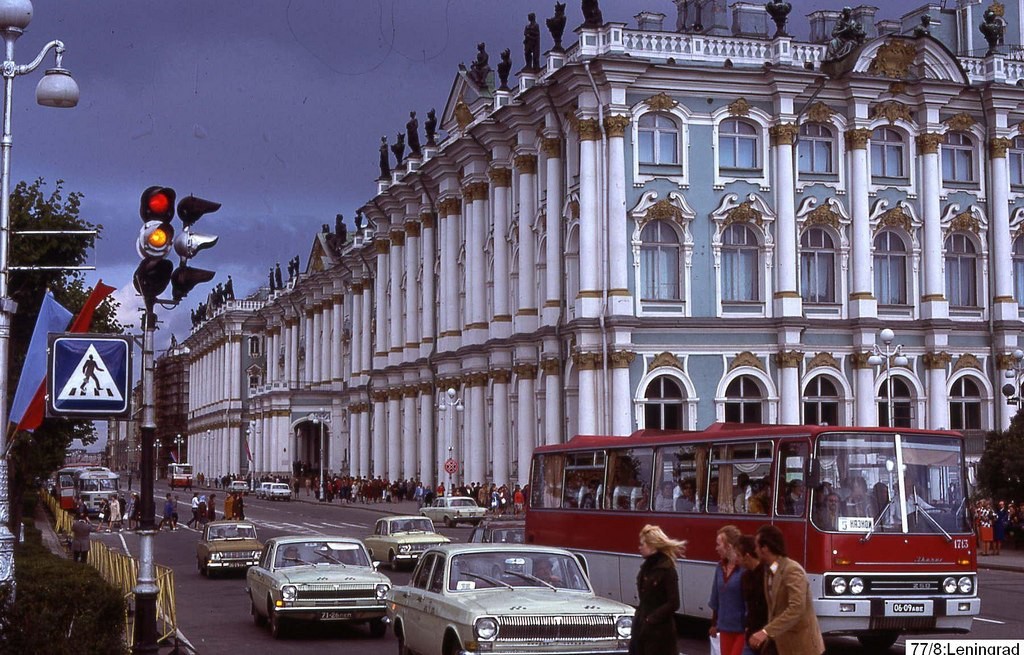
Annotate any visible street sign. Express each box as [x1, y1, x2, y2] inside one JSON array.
[[47, 334, 132, 419], [444, 458, 459, 475]]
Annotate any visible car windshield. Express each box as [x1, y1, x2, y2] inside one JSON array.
[[391, 519, 434, 533], [209, 524, 257, 540], [450, 499, 476, 508], [275, 541, 370, 568], [270, 484, 289, 490], [490, 528, 525, 543], [813, 432, 971, 534], [447, 552, 590, 592]]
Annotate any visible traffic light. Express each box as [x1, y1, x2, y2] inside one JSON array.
[[134, 186, 177, 305], [170, 195, 221, 300]]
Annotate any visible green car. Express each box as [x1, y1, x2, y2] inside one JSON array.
[[196, 520, 261, 578], [364, 515, 451, 570], [246, 535, 392, 639], [388, 544, 634, 655]]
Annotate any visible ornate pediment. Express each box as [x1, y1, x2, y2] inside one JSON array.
[[729, 351, 765, 372], [648, 352, 683, 373], [953, 353, 982, 372], [871, 100, 912, 125], [644, 92, 678, 111], [867, 39, 917, 79], [805, 102, 835, 124], [728, 98, 752, 117], [808, 352, 841, 370], [944, 113, 976, 132]]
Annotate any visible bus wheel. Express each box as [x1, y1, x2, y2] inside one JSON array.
[[857, 632, 898, 650]]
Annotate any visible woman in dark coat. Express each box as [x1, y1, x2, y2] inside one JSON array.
[[630, 524, 686, 655]]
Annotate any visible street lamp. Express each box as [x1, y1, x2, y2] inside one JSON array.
[[0, 0, 80, 598], [437, 388, 463, 496], [154, 439, 161, 479], [309, 409, 330, 502], [867, 328, 909, 428], [174, 433, 184, 464], [1001, 348, 1024, 408]]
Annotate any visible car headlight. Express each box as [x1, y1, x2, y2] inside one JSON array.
[[375, 584, 390, 599], [281, 585, 297, 601], [210, 552, 222, 560], [399, 545, 411, 553], [475, 617, 499, 641], [831, 577, 847, 595], [250, 551, 260, 558], [943, 577, 957, 594], [615, 616, 633, 638], [958, 576, 973, 594]]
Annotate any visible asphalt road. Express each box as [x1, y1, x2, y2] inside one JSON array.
[[93, 483, 1024, 655]]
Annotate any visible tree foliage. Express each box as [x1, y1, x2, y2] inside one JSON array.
[[976, 408, 1024, 501], [5, 179, 124, 533]]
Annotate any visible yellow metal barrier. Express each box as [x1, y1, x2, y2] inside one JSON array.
[[42, 491, 178, 646]]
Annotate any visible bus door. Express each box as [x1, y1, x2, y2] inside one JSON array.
[[775, 439, 811, 564]]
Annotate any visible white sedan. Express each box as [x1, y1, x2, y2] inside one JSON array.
[[420, 495, 486, 527]]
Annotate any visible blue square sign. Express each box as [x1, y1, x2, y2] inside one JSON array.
[[47, 334, 132, 418]]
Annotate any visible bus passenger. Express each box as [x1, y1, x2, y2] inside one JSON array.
[[842, 476, 873, 518], [748, 480, 770, 515], [813, 493, 841, 531], [675, 480, 699, 512], [732, 473, 751, 513], [781, 479, 805, 516], [654, 482, 675, 511]]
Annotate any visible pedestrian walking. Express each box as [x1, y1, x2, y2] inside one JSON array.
[[188, 493, 200, 528], [709, 525, 746, 655], [748, 525, 824, 655], [208, 494, 217, 522], [71, 513, 94, 563], [737, 534, 772, 655], [630, 524, 686, 655], [109, 495, 122, 532], [158, 493, 176, 531]]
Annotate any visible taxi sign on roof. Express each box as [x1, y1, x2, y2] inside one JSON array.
[[47, 334, 132, 419]]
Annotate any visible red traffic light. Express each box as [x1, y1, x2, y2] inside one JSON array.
[[140, 186, 176, 222]]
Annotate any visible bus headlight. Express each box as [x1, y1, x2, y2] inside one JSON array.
[[281, 585, 297, 601], [475, 617, 499, 640], [942, 577, 957, 594], [958, 576, 973, 594], [849, 577, 864, 594], [616, 616, 633, 638], [375, 584, 390, 599], [831, 577, 847, 595]]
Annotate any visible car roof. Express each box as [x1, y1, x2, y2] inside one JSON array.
[[268, 535, 363, 546], [383, 515, 431, 521], [477, 518, 525, 527], [207, 520, 256, 528], [424, 543, 571, 557]]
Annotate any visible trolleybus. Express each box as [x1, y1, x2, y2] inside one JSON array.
[[75, 467, 120, 515], [52, 465, 85, 511], [526, 423, 979, 650], [167, 463, 193, 489]]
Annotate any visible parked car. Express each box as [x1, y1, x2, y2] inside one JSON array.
[[420, 495, 486, 527], [227, 480, 249, 494], [364, 516, 450, 570], [263, 482, 292, 501], [254, 482, 272, 499], [388, 544, 634, 655], [467, 518, 525, 544], [246, 535, 391, 639], [196, 520, 262, 578]]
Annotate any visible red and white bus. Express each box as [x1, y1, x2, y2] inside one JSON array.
[[52, 465, 85, 511], [167, 463, 193, 489], [526, 423, 979, 650]]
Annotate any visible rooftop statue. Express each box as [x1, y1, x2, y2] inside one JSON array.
[[406, 111, 421, 157], [547, 3, 567, 52], [581, 0, 603, 28], [824, 7, 865, 62], [391, 132, 406, 167], [378, 135, 390, 179], [498, 49, 513, 90], [468, 42, 491, 88], [524, 13, 541, 71], [980, 8, 1004, 55], [765, 0, 792, 38], [425, 108, 438, 147]]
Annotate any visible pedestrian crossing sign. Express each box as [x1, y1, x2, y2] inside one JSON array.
[[47, 334, 132, 418]]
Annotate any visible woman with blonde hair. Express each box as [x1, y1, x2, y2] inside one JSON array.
[[630, 524, 686, 655], [709, 525, 746, 655]]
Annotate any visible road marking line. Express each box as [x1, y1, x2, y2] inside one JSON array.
[[973, 617, 1006, 624]]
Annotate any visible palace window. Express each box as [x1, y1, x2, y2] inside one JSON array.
[[949, 377, 982, 431], [797, 123, 834, 174], [643, 376, 684, 430], [1013, 237, 1024, 307], [638, 113, 679, 165], [800, 227, 836, 303], [1010, 136, 1024, 186], [721, 224, 759, 302], [640, 220, 681, 301], [870, 127, 905, 178], [803, 376, 840, 426], [941, 132, 975, 183], [877, 377, 914, 428], [873, 230, 908, 305], [724, 376, 763, 423], [719, 119, 759, 170], [945, 233, 978, 307]]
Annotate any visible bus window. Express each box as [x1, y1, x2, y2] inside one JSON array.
[[655, 444, 708, 513], [606, 448, 653, 511], [777, 441, 809, 516], [709, 441, 772, 514], [562, 451, 605, 510], [530, 454, 566, 509]]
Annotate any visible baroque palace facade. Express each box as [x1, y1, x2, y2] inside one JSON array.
[[185, 0, 1024, 488]]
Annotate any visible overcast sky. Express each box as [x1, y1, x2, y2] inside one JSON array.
[[11, 0, 926, 351]]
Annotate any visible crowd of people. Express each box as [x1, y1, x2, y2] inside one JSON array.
[[631, 523, 824, 655], [973, 497, 1019, 555]]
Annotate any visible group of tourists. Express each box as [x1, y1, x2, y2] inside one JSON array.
[[973, 497, 1018, 555], [631, 523, 824, 655]]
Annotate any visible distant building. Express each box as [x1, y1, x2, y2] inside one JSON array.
[[184, 0, 1024, 486]]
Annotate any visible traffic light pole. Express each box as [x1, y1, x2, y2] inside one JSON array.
[[132, 307, 159, 654]]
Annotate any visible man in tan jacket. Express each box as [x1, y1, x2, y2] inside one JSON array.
[[748, 525, 825, 655]]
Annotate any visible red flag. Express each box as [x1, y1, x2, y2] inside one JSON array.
[[17, 281, 116, 432]]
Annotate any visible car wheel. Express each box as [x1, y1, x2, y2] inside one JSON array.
[[369, 617, 387, 638], [251, 598, 266, 626], [444, 515, 454, 528], [269, 603, 287, 639]]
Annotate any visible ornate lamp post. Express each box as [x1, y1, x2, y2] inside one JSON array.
[[867, 328, 909, 427], [174, 434, 184, 464], [437, 388, 463, 496], [0, 0, 79, 600], [309, 409, 330, 502], [1001, 348, 1024, 409]]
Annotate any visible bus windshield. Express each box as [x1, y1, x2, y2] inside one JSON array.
[[813, 432, 970, 535], [80, 478, 117, 492]]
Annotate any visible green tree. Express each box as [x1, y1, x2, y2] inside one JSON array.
[[5, 178, 123, 534], [976, 408, 1024, 501]]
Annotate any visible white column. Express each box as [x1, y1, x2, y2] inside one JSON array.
[[491, 371, 510, 485], [577, 119, 601, 315], [374, 243, 389, 363], [490, 167, 512, 325], [347, 408, 359, 477], [418, 387, 435, 487], [331, 297, 343, 382], [515, 153, 538, 326], [311, 306, 323, 383], [359, 408, 371, 478], [770, 124, 801, 316], [542, 137, 563, 325], [372, 393, 387, 478], [351, 288, 363, 379], [605, 116, 631, 313], [542, 357, 562, 446], [360, 279, 373, 374], [420, 212, 437, 355], [917, 133, 947, 319], [855, 362, 877, 426], [468, 182, 489, 334], [303, 310, 314, 383], [402, 390, 417, 479], [846, 129, 876, 319], [577, 354, 599, 435], [610, 352, 634, 436], [389, 229, 405, 361], [404, 221, 420, 354], [441, 199, 462, 340], [777, 354, 801, 425], [387, 391, 401, 480], [927, 362, 948, 429], [990, 138, 1016, 317], [283, 323, 293, 387], [467, 376, 487, 484], [515, 364, 537, 485]]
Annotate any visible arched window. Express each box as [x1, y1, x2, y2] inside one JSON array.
[[878, 377, 913, 428], [640, 221, 681, 301], [643, 376, 684, 430], [945, 233, 978, 307], [873, 230, 908, 305], [248, 335, 261, 356], [1010, 136, 1024, 186], [1014, 237, 1024, 308], [638, 113, 679, 165], [949, 377, 982, 430], [800, 227, 836, 303], [803, 376, 840, 426], [798, 123, 833, 174], [941, 132, 974, 183], [721, 224, 759, 302], [871, 127, 905, 178], [724, 376, 763, 423], [719, 119, 759, 170]]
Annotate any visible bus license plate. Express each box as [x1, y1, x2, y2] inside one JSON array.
[[885, 600, 930, 615]]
